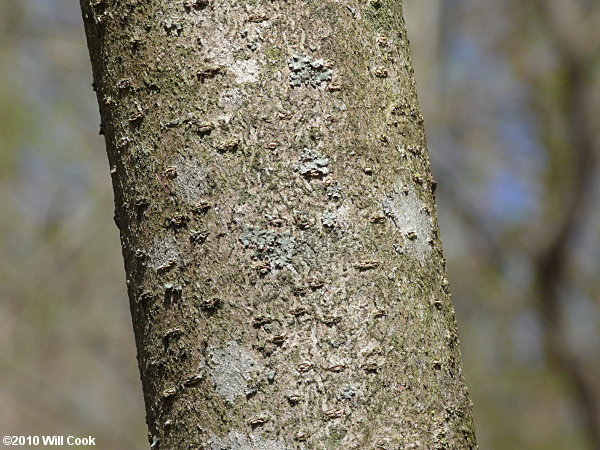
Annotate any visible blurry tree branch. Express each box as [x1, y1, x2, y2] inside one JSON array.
[[538, 2, 600, 66], [529, 1, 600, 447], [437, 0, 600, 444]]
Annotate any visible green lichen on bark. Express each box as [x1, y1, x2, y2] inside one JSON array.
[[80, 0, 476, 448]]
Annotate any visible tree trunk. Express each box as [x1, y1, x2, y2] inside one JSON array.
[[80, 0, 476, 448]]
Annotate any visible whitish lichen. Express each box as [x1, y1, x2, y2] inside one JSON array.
[[288, 54, 333, 87], [295, 148, 330, 178], [149, 235, 179, 270], [200, 25, 261, 84], [170, 154, 209, 205], [231, 59, 260, 83], [207, 341, 260, 402], [209, 431, 291, 450], [163, 18, 183, 36], [321, 212, 337, 229], [219, 88, 244, 112], [239, 227, 296, 268], [326, 183, 342, 201], [338, 385, 357, 401], [382, 183, 433, 260]]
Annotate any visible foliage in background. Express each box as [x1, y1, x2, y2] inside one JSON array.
[[0, 0, 598, 448], [0, 0, 146, 447]]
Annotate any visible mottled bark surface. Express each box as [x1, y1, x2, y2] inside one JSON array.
[[80, 0, 476, 448]]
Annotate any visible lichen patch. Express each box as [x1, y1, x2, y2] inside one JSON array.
[[198, 21, 262, 84], [207, 341, 261, 402], [218, 88, 244, 112], [295, 148, 330, 178], [288, 54, 333, 87], [239, 227, 296, 269], [231, 59, 260, 83], [382, 183, 433, 260], [149, 235, 180, 271], [169, 154, 209, 205]]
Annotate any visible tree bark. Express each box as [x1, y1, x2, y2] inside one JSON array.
[[80, 0, 476, 448]]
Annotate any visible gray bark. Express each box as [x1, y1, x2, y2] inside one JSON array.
[[80, 0, 476, 448]]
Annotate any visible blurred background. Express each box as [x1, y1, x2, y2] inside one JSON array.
[[0, 0, 598, 448]]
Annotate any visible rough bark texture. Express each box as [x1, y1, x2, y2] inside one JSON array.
[[80, 0, 476, 448]]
